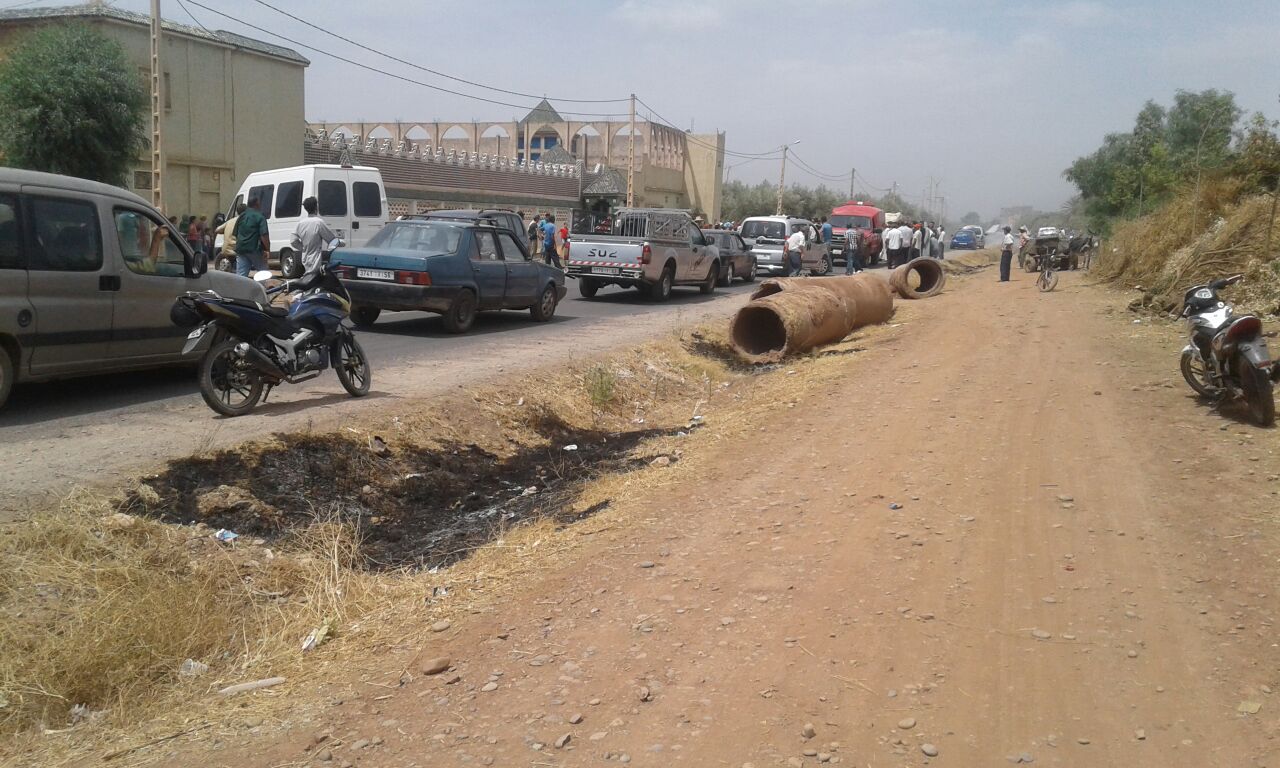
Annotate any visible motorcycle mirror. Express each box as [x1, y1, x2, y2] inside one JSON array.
[[252, 270, 274, 283]]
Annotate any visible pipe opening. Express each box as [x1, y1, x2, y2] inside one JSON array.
[[730, 304, 788, 357]]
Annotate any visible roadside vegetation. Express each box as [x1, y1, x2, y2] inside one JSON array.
[[1067, 89, 1280, 312], [721, 179, 934, 225]]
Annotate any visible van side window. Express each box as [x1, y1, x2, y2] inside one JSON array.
[[27, 198, 102, 272], [317, 180, 346, 216], [115, 209, 186, 277], [275, 181, 303, 219], [0, 196, 21, 270], [248, 184, 274, 220], [352, 182, 381, 218]]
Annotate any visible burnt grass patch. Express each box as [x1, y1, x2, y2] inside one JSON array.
[[132, 412, 679, 570]]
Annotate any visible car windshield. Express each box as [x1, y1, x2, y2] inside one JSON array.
[[368, 221, 463, 255], [828, 215, 872, 229], [740, 220, 786, 240], [953, 231, 972, 239]]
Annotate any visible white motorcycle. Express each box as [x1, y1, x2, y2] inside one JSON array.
[[1179, 274, 1278, 426]]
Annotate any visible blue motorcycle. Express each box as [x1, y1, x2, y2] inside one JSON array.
[[171, 264, 371, 416]]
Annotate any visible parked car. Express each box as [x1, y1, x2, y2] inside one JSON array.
[[215, 164, 388, 278], [0, 168, 265, 410], [739, 216, 828, 276], [961, 225, 985, 249], [702, 229, 756, 285], [949, 229, 978, 250], [329, 218, 565, 333], [402, 209, 529, 248], [566, 208, 720, 300]]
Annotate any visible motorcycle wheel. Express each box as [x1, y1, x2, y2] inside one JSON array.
[[1242, 362, 1275, 427], [334, 332, 371, 397], [199, 339, 263, 417], [1038, 269, 1058, 292], [1180, 349, 1223, 398]]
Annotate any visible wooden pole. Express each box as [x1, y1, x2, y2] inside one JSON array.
[[626, 94, 635, 208], [775, 145, 788, 216]]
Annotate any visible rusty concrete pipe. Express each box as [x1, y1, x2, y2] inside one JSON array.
[[889, 257, 947, 299], [730, 274, 895, 363]]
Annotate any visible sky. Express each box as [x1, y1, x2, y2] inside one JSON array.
[[116, 0, 1280, 220]]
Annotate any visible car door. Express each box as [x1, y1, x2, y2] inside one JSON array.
[[469, 230, 507, 309], [684, 223, 709, 281], [496, 230, 539, 307], [349, 176, 386, 248], [109, 206, 206, 361], [22, 192, 115, 375]]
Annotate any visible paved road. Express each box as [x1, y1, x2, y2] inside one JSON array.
[[0, 275, 772, 516]]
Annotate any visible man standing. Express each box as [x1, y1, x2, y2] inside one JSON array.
[[290, 196, 339, 280], [884, 222, 903, 268], [937, 225, 946, 258], [844, 225, 864, 274], [785, 226, 806, 277], [234, 196, 270, 278], [527, 214, 542, 258], [1000, 225, 1014, 282], [216, 203, 246, 271], [541, 213, 561, 268], [820, 216, 833, 261], [896, 221, 912, 266], [909, 223, 922, 261]]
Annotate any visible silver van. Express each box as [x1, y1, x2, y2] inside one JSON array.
[[739, 216, 828, 276], [0, 169, 266, 409]]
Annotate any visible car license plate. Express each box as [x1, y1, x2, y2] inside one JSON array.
[[357, 268, 395, 281], [593, 267, 620, 275]]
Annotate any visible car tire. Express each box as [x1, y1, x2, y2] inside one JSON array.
[[442, 290, 477, 333], [813, 254, 832, 276], [699, 262, 718, 294], [0, 348, 13, 410], [280, 249, 303, 279], [742, 260, 757, 282], [650, 265, 674, 301], [530, 284, 558, 322], [351, 306, 381, 328], [718, 263, 733, 287], [579, 278, 600, 298]]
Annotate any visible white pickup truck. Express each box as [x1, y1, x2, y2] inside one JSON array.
[[566, 209, 720, 301]]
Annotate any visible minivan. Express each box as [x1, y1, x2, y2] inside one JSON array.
[[216, 164, 388, 278], [739, 216, 827, 276], [0, 168, 266, 410]]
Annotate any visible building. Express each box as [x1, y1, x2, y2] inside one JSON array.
[[0, 3, 308, 218], [309, 99, 726, 222]]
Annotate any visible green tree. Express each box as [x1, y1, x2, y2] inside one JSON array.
[[960, 211, 981, 225], [0, 25, 146, 186]]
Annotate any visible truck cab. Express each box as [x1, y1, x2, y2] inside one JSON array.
[[828, 202, 885, 267]]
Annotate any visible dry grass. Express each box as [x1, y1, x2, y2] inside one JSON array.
[[0, 295, 934, 766], [1097, 179, 1280, 314]]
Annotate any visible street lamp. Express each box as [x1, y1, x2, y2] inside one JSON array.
[[776, 140, 801, 216]]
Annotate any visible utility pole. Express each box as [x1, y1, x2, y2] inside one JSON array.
[[626, 93, 635, 208], [849, 167, 855, 200], [149, 0, 164, 211], [775, 141, 798, 215]]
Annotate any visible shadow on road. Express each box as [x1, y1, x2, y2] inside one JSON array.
[[0, 366, 198, 427]]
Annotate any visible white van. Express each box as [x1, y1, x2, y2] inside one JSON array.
[[215, 164, 387, 277]]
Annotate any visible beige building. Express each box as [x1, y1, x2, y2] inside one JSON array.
[[0, 4, 307, 218], [310, 99, 725, 221]]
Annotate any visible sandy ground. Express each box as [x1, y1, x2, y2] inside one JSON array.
[[106, 267, 1280, 766]]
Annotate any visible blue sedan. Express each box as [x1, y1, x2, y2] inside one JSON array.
[[330, 219, 566, 334], [949, 230, 978, 250]]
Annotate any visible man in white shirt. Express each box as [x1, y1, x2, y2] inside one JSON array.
[[883, 224, 903, 268], [937, 226, 946, 258], [1000, 226, 1015, 282], [785, 228, 807, 276], [896, 223, 912, 267], [290, 196, 339, 280]]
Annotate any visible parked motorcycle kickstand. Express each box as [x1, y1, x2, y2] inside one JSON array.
[[261, 383, 276, 403]]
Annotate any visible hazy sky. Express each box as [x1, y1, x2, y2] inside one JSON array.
[[120, 0, 1280, 219]]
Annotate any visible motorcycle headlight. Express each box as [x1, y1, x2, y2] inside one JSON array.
[[1194, 288, 1214, 300]]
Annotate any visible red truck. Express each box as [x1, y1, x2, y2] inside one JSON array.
[[828, 202, 885, 267]]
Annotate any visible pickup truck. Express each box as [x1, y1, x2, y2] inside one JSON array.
[[566, 209, 720, 301], [329, 217, 566, 333]]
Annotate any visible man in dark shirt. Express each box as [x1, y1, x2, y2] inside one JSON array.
[[234, 196, 270, 277]]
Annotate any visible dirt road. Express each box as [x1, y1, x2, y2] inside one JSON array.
[[155, 268, 1278, 767]]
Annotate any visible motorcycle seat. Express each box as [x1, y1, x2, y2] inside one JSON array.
[[225, 296, 289, 318], [263, 304, 289, 318]]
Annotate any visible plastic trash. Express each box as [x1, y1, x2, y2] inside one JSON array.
[[889, 503, 903, 510], [214, 529, 238, 542], [563, 444, 579, 451], [179, 659, 209, 677], [301, 618, 336, 652]]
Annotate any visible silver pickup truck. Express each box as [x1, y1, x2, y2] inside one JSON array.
[[566, 209, 720, 301]]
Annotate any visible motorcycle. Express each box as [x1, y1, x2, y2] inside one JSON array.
[[171, 264, 371, 416], [1179, 274, 1278, 426]]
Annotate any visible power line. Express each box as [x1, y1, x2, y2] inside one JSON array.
[[184, 0, 629, 118], [789, 150, 850, 182], [174, 0, 212, 33], [247, 0, 630, 105], [633, 96, 784, 161]]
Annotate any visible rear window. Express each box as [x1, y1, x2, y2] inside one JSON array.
[[367, 221, 461, 255], [275, 180, 303, 218], [248, 184, 274, 220], [352, 181, 381, 218], [317, 180, 346, 217], [740, 220, 785, 240]]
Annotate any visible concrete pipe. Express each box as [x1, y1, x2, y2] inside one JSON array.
[[889, 257, 947, 299], [730, 274, 895, 364]]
